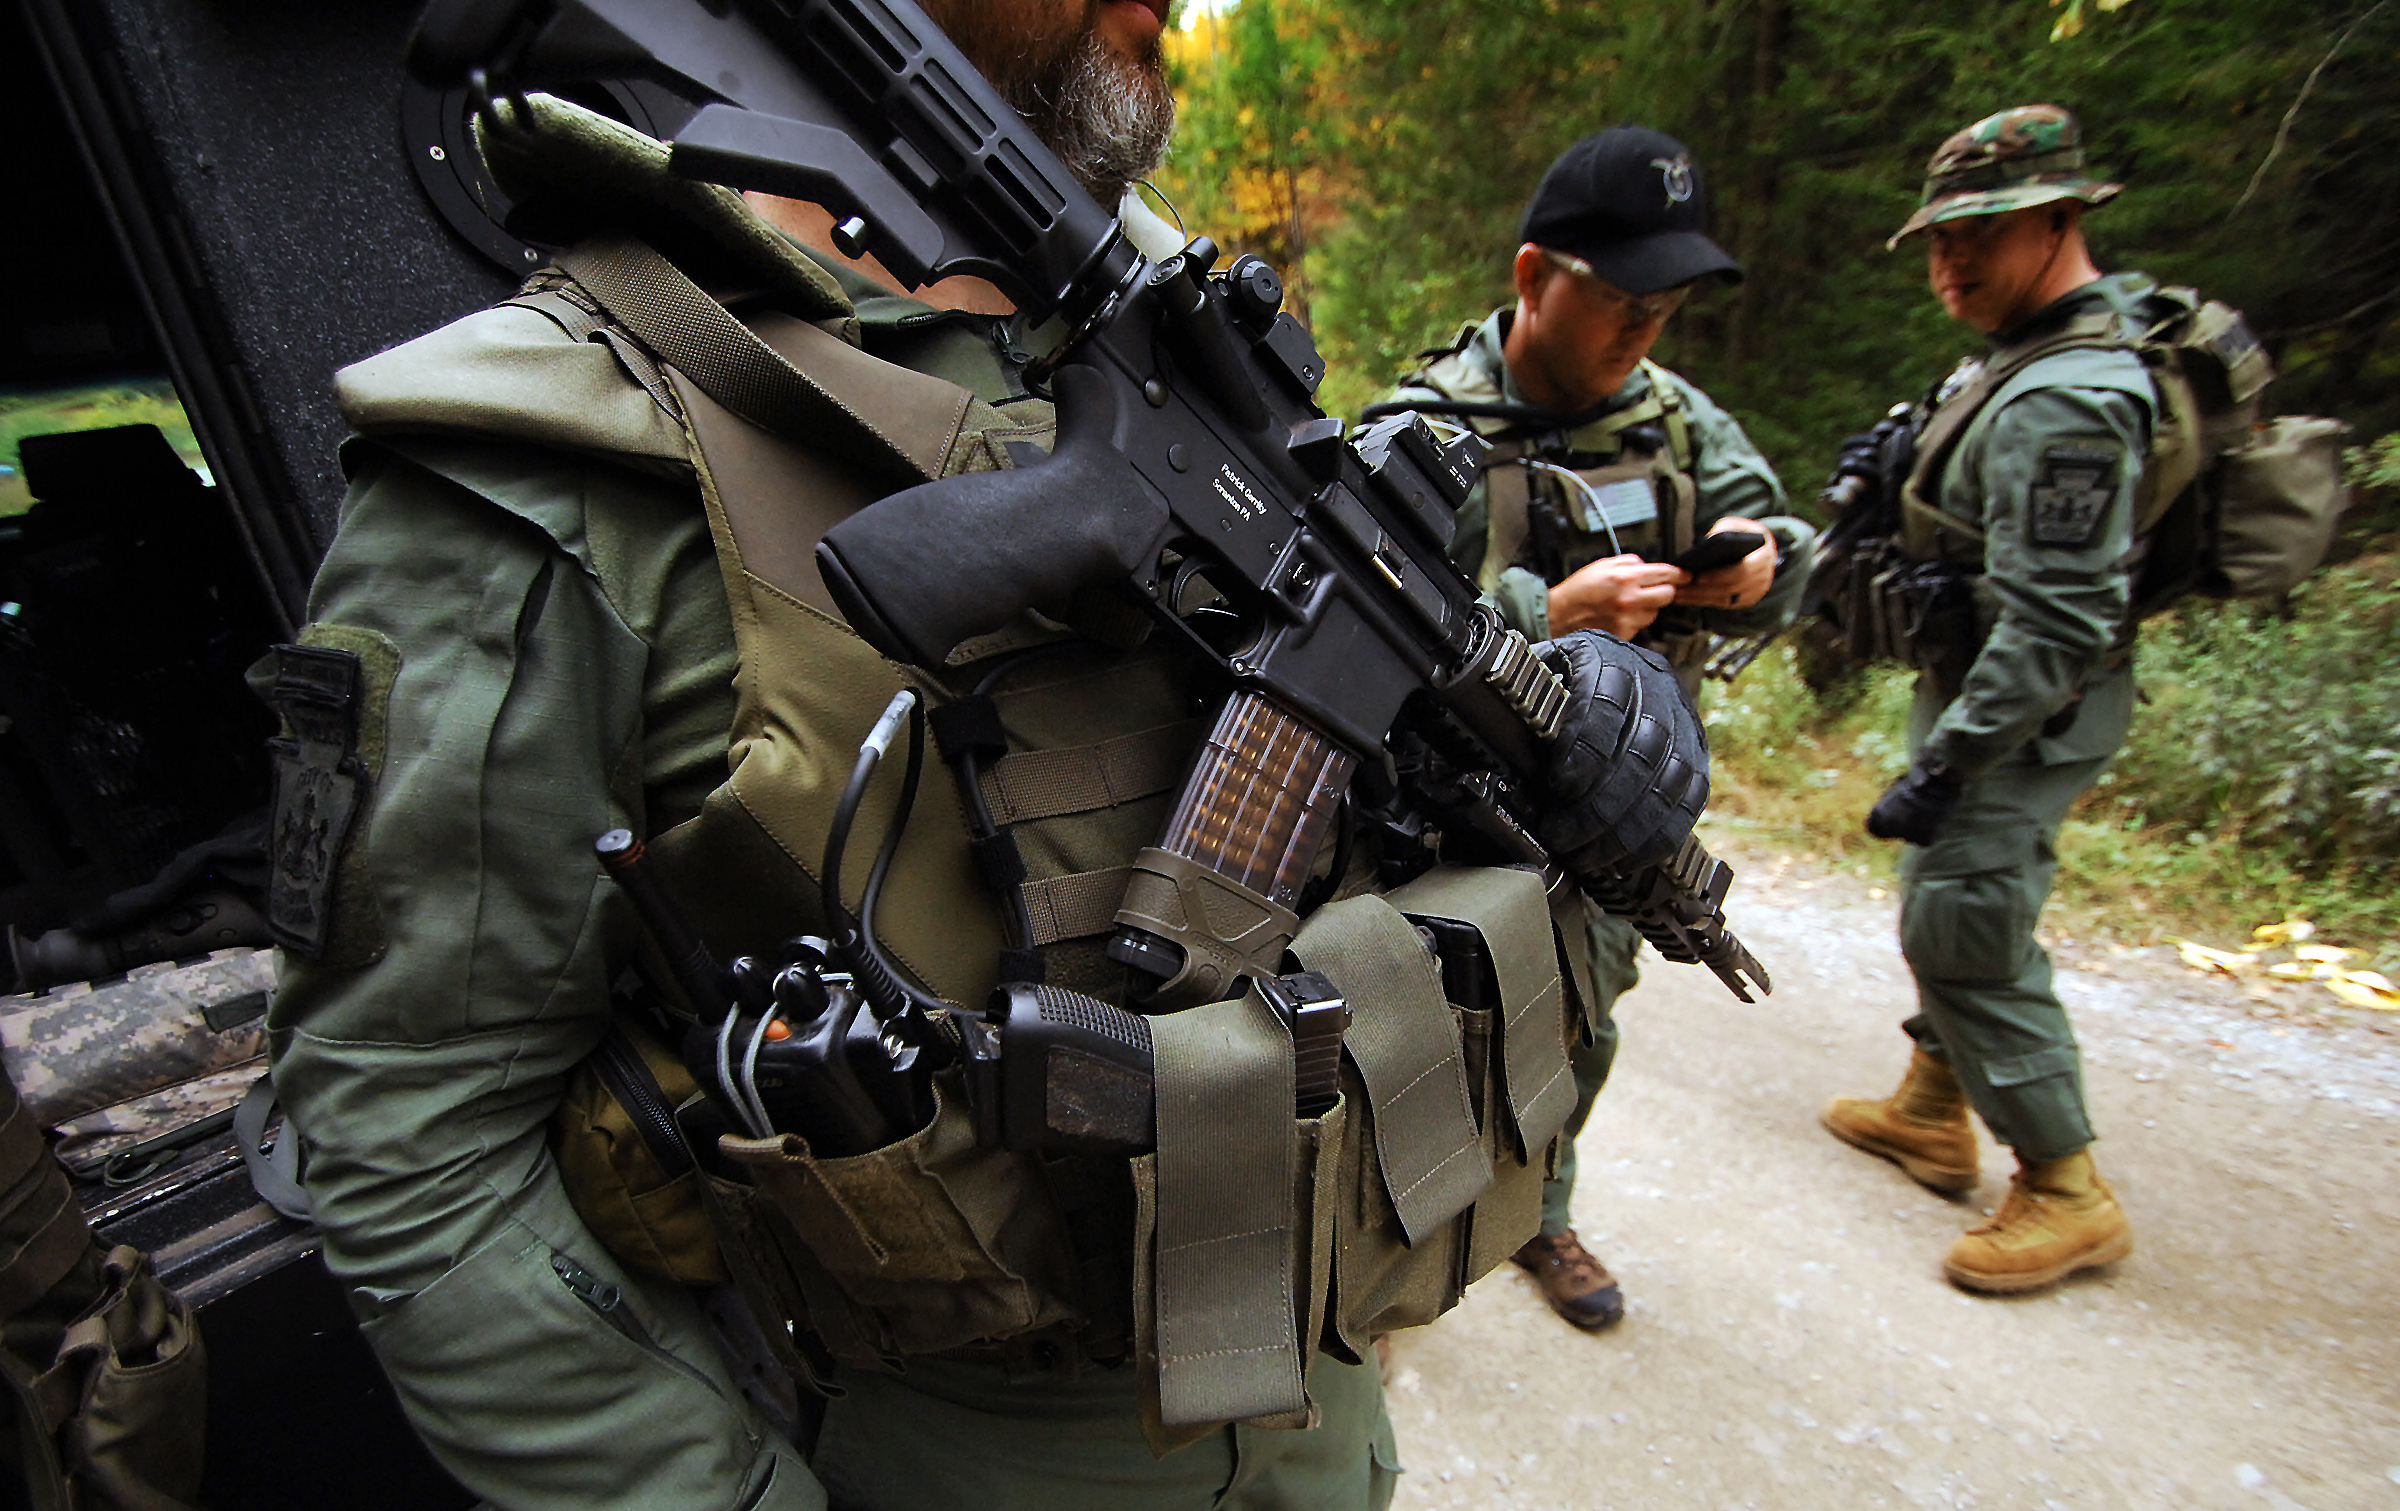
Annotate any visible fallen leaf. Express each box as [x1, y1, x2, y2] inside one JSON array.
[[2293, 944, 2356, 965], [2266, 961, 2317, 981], [2247, 917, 2315, 950], [2325, 972, 2400, 1011], [2176, 940, 2259, 976]]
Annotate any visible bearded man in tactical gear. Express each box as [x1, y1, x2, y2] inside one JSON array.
[[258, 1, 1716, 1506], [1386, 127, 1816, 1331], [1820, 104, 2141, 1295]]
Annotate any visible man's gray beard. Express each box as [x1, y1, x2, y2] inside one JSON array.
[[1007, 30, 1175, 203]]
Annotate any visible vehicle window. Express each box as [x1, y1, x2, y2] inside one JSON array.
[[0, 377, 205, 516]]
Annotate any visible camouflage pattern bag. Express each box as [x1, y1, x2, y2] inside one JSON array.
[[0, 951, 272, 1179]]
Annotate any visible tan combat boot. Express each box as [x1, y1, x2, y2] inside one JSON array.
[[1821, 1048, 1980, 1196], [1944, 1149, 2132, 1294], [1510, 1229, 1625, 1330]]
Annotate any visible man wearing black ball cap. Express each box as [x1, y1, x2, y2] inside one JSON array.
[[1388, 126, 1815, 1330]]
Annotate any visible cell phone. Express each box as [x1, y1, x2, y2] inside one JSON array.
[[1659, 529, 1768, 577]]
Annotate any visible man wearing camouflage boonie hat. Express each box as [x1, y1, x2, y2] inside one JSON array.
[[1886, 103, 2122, 248], [1821, 103, 2143, 1295]]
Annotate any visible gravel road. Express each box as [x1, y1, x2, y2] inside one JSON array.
[[1382, 844, 2400, 1511]]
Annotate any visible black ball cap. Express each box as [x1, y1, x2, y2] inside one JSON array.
[[1519, 127, 1743, 295]]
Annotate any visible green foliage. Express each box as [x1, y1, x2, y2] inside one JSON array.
[[1160, 1, 2400, 959], [1701, 569, 2400, 954], [0, 380, 202, 516], [2107, 562, 2400, 881], [2354, 432, 2400, 493], [1165, 0, 2400, 519], [2045, 0, 2135, 43], [1688, 642, 1914, 879]]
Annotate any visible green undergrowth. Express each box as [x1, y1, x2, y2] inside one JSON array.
[[1703, 556, 2400, 978]]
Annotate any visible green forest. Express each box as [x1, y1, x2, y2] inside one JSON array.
[[1157, 0, 2400, 979]]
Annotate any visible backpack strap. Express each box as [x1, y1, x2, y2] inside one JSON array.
[[1901, 310, 2125, 558]]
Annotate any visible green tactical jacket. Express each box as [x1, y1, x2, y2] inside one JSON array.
[[265, 258, 1044, 1511], [1910, 273, 2157, 778], [1387, 308, 1807, 650]]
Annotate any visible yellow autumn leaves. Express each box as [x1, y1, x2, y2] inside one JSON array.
[[2175, 916, 2400, 1011], [2049, 0, 2133, 42]]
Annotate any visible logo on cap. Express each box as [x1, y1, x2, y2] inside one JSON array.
[[1652, 155, 1695, 204]]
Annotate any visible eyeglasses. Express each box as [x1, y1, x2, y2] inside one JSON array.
[[1540, 249, 1692, 323]]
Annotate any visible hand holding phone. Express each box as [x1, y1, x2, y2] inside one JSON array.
[[1659, 529, 1769, 578]]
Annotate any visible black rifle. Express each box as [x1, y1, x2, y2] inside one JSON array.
[[1802, 405, 1916, 628], [409, 0, 1767, 1006], [1804, 405, 1981, 684]]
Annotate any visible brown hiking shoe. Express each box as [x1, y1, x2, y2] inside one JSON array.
[[1945, 1149, 2131, 1294], [1510, 1229, 1624, 1330], [1821, 1048, 1980, 1196]]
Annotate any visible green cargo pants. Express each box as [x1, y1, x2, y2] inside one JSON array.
[[1896, 743, 2108, 1163], [1539, 905, 1641, 1238], [810, 1351, 1399, 1510]]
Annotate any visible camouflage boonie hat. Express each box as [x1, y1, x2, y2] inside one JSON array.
[[1887, 104, 2122, 248]]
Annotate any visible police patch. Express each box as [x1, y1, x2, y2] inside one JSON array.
[[2028, 441, 2119, 547], [262, 644, 368, 958]]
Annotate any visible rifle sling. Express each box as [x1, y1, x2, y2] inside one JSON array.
[[558, 234, 969, 493]]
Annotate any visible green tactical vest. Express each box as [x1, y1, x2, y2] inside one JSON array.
[[1899, 311, 2156, 571], [1408, 338, 1708, 669], [326, 95, 1586, 1441]]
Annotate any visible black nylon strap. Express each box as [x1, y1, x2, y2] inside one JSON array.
[[970, 832, 1029, 892], [930, 695, 1010, 763], [995, 948, 1047, 985]]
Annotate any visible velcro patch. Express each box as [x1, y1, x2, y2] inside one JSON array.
[[2028, 441, 2120, 547], [263, 645, 368, 958]]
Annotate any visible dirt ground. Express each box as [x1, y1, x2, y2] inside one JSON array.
[[1382, 842, 2400, 1511]]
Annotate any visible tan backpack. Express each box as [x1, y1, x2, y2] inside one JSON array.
[[1903, 285, 2350, 621], [2114, 288, 2349, 616]]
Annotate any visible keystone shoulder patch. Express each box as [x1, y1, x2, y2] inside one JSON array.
[[2027, 440, 2120, 548]]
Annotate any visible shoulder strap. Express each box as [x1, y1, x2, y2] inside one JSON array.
[[1555, 389, 1670, 457], [1479, 441, 1534, 594], [503, 277, 683, 417], [1637, 361, 1695, 471], [555, 232, 1043, 620], [1900, 311, 2124, 557], [558, 233, 940, 492]]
